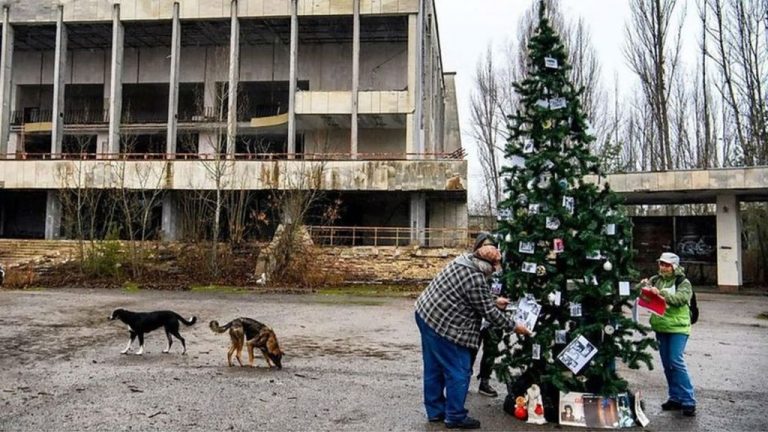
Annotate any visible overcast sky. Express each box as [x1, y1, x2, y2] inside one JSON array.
[[434, 0, 697, 207]]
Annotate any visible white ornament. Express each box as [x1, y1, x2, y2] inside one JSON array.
[[604, 324, 615, 335], [505, 233, 513, 243], [525, 384, 547, 425], [603, 260, 613, 271], [547, 292, 556, 304]]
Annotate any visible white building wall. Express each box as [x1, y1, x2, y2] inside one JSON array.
[[12, 51, 54, 85], [122, 47, 171, 83], [298, 43, 352, 90], [69, 49, 109, 84], [359, 42, 406, 90], [358, 129, 405, 154], [178, 46, 208, 82], [239, 45, 290, 82], [10, 43, 405, 91], [8, 0, 418, 23], [303, 129, 350, 154]]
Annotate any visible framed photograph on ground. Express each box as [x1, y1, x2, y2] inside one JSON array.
[[559, 392, 587, 427], [560, 392, 629, 429], [582, 394, 620, 428]]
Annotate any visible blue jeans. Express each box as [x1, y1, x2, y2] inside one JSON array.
[[656, 332, 696, 407], [415, 312, 472, 423]]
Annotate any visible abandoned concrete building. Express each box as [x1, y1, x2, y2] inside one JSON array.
[[0, 0, 466, 246]]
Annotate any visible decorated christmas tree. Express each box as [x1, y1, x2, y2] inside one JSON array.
[[493, 2, 656, 410]]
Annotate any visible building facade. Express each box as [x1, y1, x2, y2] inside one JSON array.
[[0, 0, 466, 246]]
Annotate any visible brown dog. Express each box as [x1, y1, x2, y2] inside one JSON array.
[[209, 318, 283, 369]]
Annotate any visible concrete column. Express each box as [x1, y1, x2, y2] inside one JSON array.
[[51, 5, 68, 156], [287, 0, 298, 158], [226, 0, 239, 156], [161, 193, 179, 241], [166, 2, 181, 157], [350, 0, 360, 159], [405, 14, 418, 160], [7, 132, 18, 155], [198, 131, 217, 157], [96, 132, 109, 154], [108, 4, 124, 155], [0, 7, 14, 157], [203, 47, 216, 115], [45, 191, 62, 240], [410, 193, 426, 246], [414, 3, 424, 158], [716, 194, 743, 291]]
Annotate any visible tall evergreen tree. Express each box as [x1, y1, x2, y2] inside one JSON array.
[[494, 3, 656, 401]]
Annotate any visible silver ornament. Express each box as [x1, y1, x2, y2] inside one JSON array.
[[604, 324, 615, 335], [603, 261, 613, 271]]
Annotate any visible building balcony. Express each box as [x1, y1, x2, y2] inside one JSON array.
[[0, 157, 467, 192]]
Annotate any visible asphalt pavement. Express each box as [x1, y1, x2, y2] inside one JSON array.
[[0, 288, 766, 431]]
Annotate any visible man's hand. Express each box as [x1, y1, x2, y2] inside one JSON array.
[[649, 287, 660, 295], [495, 297, 510, 310], [640, 278, 650, 287], [513, 321, 531, 336]]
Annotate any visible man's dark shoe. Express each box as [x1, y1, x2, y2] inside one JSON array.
[[478, 380, 498, 398], [661, 400, 682, 411], [682, 406, 696, 417], [445, 416, 481, 430], [427, 414, 445, 423]]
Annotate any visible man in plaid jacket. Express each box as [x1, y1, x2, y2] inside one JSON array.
[[415, 244, 529, 429]]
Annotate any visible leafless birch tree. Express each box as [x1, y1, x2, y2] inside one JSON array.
[[624, 0, 687, 170]]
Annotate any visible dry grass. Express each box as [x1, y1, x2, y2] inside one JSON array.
[[2, 268, 39, 289]]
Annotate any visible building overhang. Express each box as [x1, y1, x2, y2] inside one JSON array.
[[0, 159, 467, 192], [585, 167, 768, 204]]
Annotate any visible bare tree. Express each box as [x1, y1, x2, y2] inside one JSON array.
[[469, 47, 503, 215], [703, 0, 767, 165], [265, 129, 333, 286], [55, 135, 106, 265], [624, 0, 686, 170], [110, 132, 166, 277]]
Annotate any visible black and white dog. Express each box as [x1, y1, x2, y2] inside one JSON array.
[[109, 308, 197, 355]]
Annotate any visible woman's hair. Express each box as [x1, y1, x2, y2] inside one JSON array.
[[564, 405, 572, 412], [471, 257, 495, 276]]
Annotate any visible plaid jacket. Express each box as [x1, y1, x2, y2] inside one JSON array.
[[415, 254, 514, 349]]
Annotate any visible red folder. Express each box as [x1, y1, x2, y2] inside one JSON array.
[[638, 287, 667, 316]]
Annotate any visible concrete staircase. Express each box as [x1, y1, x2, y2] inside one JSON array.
[[0, 239, 81, 269]]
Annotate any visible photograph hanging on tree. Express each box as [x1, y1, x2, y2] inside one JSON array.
[[514, 295, 542, 331], [557, 335, 597, 374]]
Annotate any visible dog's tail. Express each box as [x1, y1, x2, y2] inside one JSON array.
[[174, 313, 197, 326], [209, 320, 235, 333]]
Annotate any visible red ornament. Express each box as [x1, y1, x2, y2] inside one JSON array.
[[534, 404, 544, 416], [514, 396, 528, 420]]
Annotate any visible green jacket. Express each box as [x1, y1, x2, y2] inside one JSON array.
[[648, 266, 692, 335]]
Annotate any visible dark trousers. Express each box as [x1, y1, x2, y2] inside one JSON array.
[[470, 326, 502, 380], [415, 312, 472, 423]]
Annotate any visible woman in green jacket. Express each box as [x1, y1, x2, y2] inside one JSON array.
[[641, 252, 696, 417]]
